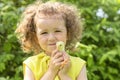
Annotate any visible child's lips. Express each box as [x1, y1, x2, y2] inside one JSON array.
[[48, 43, 56, 46]]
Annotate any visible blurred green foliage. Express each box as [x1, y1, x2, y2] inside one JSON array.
[[0, 0, 120, 80]]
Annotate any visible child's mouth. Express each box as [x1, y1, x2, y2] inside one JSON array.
[[48, 43, 56, 46]]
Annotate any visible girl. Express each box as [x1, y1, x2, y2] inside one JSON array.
[[15, 1, 87, 80]]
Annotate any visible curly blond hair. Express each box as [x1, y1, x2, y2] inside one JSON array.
[[15, 1, 83, 54]]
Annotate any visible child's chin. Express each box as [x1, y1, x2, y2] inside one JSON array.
[[48, 47, 56, 52], [49, 46, 56, 49]]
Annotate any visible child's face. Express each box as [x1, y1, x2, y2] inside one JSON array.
[[35, 16, 67, 55]]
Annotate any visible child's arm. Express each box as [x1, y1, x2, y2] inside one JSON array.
[[24, 65, 57, 80], [58, 74, 72, 80], [40, 69, 57, 80], [77, 65, 88, 80], [24, 65, 35, 80]]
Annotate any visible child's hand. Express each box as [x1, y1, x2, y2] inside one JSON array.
[[48, 50, 64, 75], [48, 41, 71, 76], [56, 41, 71, 75], [58, 52, 71, 76]]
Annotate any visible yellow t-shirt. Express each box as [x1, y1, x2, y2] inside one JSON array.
[[23, 52, 86, 80]]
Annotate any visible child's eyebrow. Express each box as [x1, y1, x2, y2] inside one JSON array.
[[54, 27, 65, 30], [37, 28, 47, 33], [54, 28, 60, 29], [52, 27, 65, 29], [40, 29, 47, 32]]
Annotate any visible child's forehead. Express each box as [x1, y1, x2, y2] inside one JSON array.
[[35, 12, 64, 19], [35, 16, 65, 26], [34, 14, 66, 29], [34, 13, 65, 25]]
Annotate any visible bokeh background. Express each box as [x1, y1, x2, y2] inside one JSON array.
[[0, 0, 120, 80]]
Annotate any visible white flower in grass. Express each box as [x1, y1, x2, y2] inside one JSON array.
[[117, 9, 120, 14], [104, 14, 108, 18], [96, 8, 108, 18], [106, 27, 113, 32], [102, 26, 107, 29], [0, 3, 4, 8], [102, 26, 113, 32]]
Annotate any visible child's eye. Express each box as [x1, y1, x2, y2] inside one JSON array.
[[55, 30, 61, 32], [41, 32, 48, 35]]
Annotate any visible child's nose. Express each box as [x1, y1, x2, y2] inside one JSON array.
[[48, 33, 56, 41]]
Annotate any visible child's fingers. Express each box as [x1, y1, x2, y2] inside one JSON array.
[[51, 49, 58, 57], [52, 57, 64, 69], [60, 52, 70, 68], [54, 63, 61, 67], [53, 52, 63, 59], [53, 57, 64, 64], [62, 51, 69, 60]]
